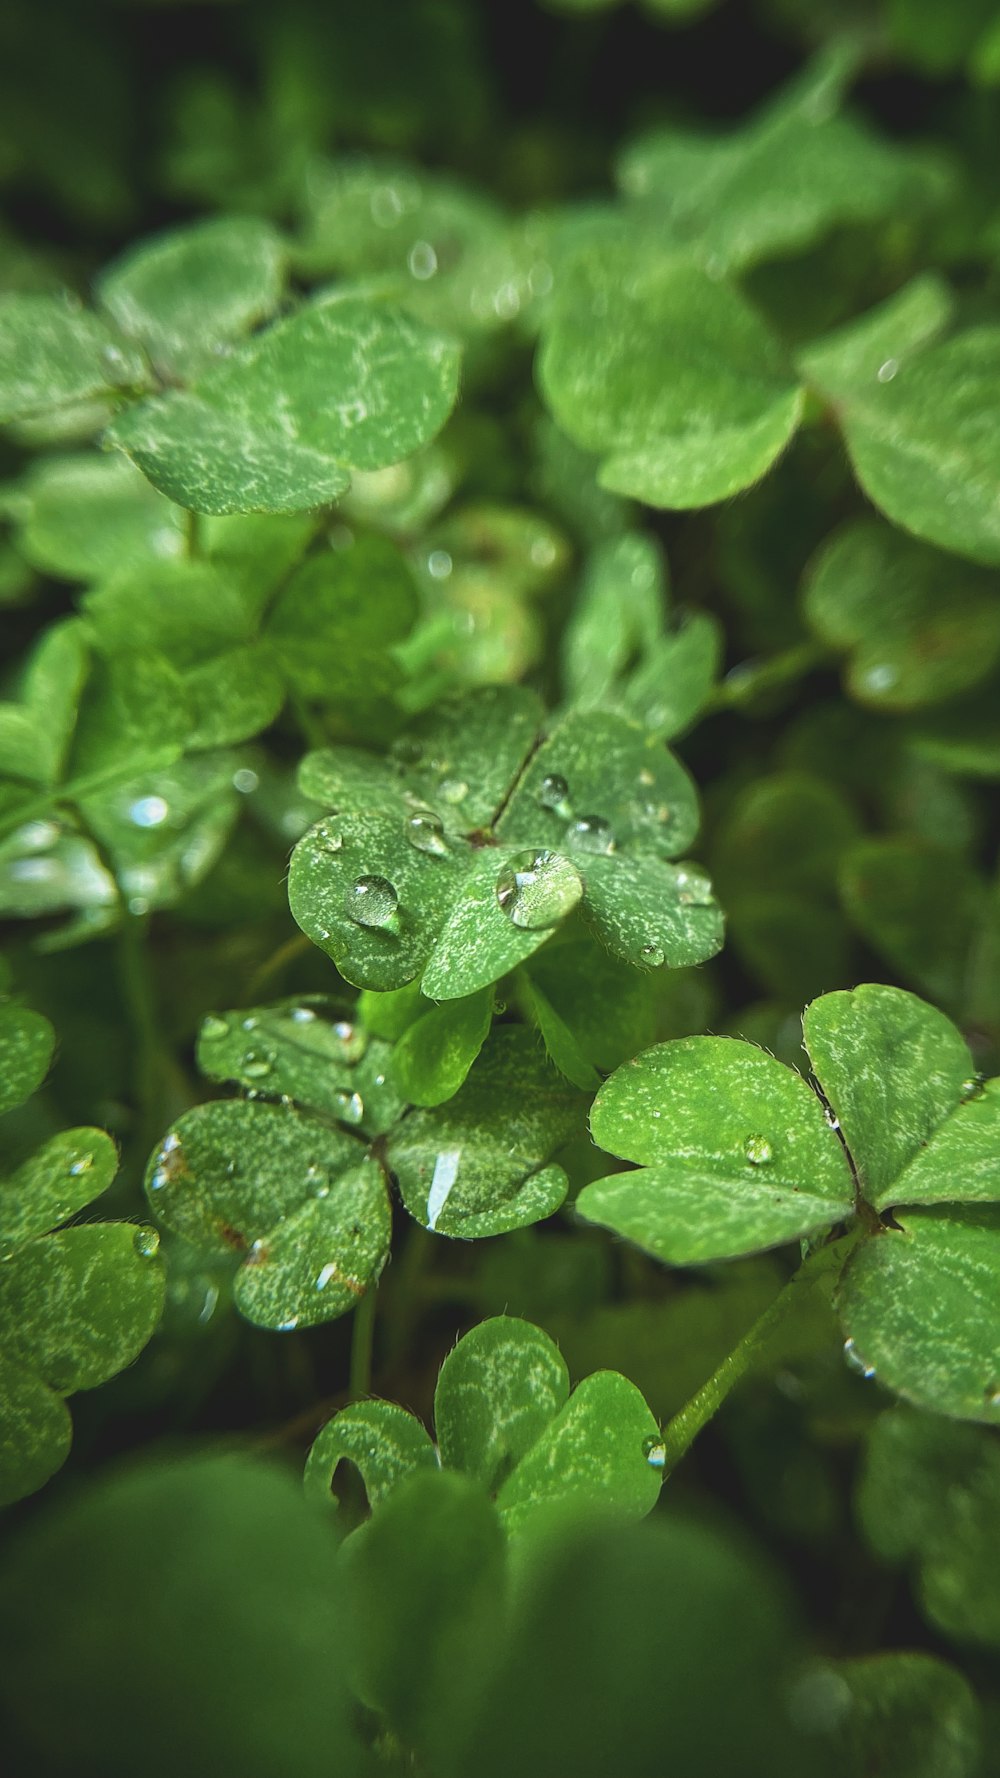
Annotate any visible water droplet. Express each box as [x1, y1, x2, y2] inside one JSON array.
[[495, 850, 583, 930], [370, 185, 405, 227], [319, 829, 343, 854], [68, 1152, 93, 1177], [391, 736, 424, 767], [538, 772, 572, 814], [290, 1006, 316, 1025], [642, 1435, 667, 1469], [745, 1134, 773, 1165], [243, 1053, 273, 1080], [133, 1225, 160, 1260], [232, 767, 259, 794], [346, 875, 399, 928], [843, 1338, 876, 1379], [334, 1089, 365, 1125], [862, 662, 899, 693], [316, 1262, 338, 1290], [877, 358, 898, 383], [0, 1243, 15, 1263], [961, 1075, 985, 1102], [405, 809, 447, 855], [200, 1014, 229, 1042], [332, 1020, 367, 1063], [824, 1106, 841, 1132], [640, 944, 664, 968], [241, 1016, 258, 1031], [493, 279, 521, 320], [440, 778, 468, 804], [427, 548, 453, 580], [408, 239, 438, 280], [128, 896, 150, 916], [674, 866, 714, 906], [566, 814, 615, 854], [277, 1316, 300, 1332], [128, 794, 169, 829]]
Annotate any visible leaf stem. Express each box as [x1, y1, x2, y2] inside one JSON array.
[[348, 1285, 378, 1403], [658, 1245, 836, 1476]]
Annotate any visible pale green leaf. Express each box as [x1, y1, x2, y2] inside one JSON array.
[[0, 1222, 165, 1392], [195, 997, 404, 1135], [0, 1127, 118, 1247], [304, 1399, 438, 1512], [0, 293, 148, 423], [390, 987, 493, 1106], [495, 1369, 662, 1534], [434, 1315, 570, 1491], [14, 453, 187, 581], [0, 1001, 55, 1116]]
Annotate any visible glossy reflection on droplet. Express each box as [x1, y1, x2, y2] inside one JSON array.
[[566, 814, 615, 854], [334, 1089, 365, 1125], [133, 1226, 160, 1260], [200, 1014, 229, 1042], [642, 1435, 667, 1469], [674, 866, 714, 906], [346, 875, 399, 928], [243, 1054, 273, 1080], [744, 1134, 773, 1166], [639, 943, 665, 969], [405, 809, 447, 855], [538, 772, 572, 815], [495, 850, 583, 930], [843, 1337, 876, 1379]]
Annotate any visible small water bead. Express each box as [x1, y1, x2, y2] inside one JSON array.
[[133, 1225, 160, 1260], [440, 778, 468, 804], [640, 944, 664, 969], [495, 850, 583, 930], [101, 343, 131, 378], [333, 1020, 368, 1064], [961, 1075, 986, 1102], [129, 794, 169, 828], [277, 1316, 301, 1333], [200, 1014, 230, 1042], [334, 1089, 365, 1125], [315, 1263, 339, 1291], [346, 875, 399, 929], [674, 866, 714, 906], [538, 772, 572, 816], [566, 815, 615, 855], [642, 1435, 667, 1469], [876, 358, 899, 383], [232, 767, 259, 794], [408, 239, 438, 280], [744, 1134, 773, 1166], [319, 830, 343, 855], [843, 1338, 876, 1380], [426, 548, 453, 580], [405, 809, 448, 855], [68, 1153, 93, 1177], [243, 1054, 273, 1080], [242, 1016, 259, 1032], [391, 736, 424, 768], [290, 1006, 316, 1025]]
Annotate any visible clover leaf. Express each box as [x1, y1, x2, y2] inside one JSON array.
[[0, 293, 149, 426], [0, 1125, 164, 1505], [288, 685, 723, 998], [581, 983, 1000, 1422], [306, 1314, 662, 1532]]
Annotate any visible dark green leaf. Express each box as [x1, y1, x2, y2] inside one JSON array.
[[0, 293, 148, 423], [434, 1315, 571, 1491], [0, 1000, 55, 1115], [304, 1399, 438, 1512], [0, 1127, 118, 1247], [0, 1222, 165, 1392], [0, 1359, 71, 1510], [390, 986, 493, 1106]]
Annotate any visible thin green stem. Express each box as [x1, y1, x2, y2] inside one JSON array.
[[658, 1250, 830, 1476], [0, 748, 180, 846], [348, 1286, 378, 1403], [245, 931, 313, 1001]]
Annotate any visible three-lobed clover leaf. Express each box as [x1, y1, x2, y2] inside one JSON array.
[[305, 1314, 663, 1533], [0, 1126, 165, 1505], [287, 685, 723, 999], [580, 983, 1000, 1423], [107, 294, 462, 515]]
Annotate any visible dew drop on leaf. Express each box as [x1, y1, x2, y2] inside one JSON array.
[[566, 814, 615, 854], [390, 736, 424, 767], [290, 1007, 316, 1025], [960, 1075, 986, 1102], [440, 778, 468, 804], [642, 1435, 667, 1469], [68, 1153, 93, 1177], [538, 772, 572, 814], [639, 943, 665, 968], [200, 1014, 229, 1042], [405, 809, 448, 855], [346, 875, 399, 928], [129, 795, 169, 828], [277, 1316, 300, 1332], [334, 1089, 365, 1125], [132, 1225, 160, 1260], [744, 1134, 773, 1165], [333, 1020, 368, 1063], [843, 1337, 876, 1380], [674, 866, 714, 906], [495, 849, 583, 930], [243, 1054, 273, 1080]]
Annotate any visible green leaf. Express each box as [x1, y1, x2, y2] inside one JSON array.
[[0, 1453, 364, 1778], [838, 1206, 1000, 1423], [96, 216, 286, 377], [290, 691, 721, 995], [13, 452, 187, 581], [340, 1468, 506, 1768], [0, 1127, 118, 1247], [519, 971, 602, 1091], [857, 1405, 1000, 1646], [803, 520, 1000, 710], [537, 243, 803, 508], [195, 997, 404, 1135], [107, 298, 461, 515], [562, 532, 667, 710], [802, 984, 977, 1207], [0, 1358, 72, 1509], [801, 282, 1000, 566], [304, 1399, 438, 1512], [892, 1080, 1000, 1208], [390, 986, 493, 1106], [838, 839, 986, 1007], [0, 1000, 55, 1115], [581, 1036, 854, 1263], [385, 1027, 581, 1238], [0, 293, 148, 423], [618, 60, 943, 276], [144, 1100, 391, 1330], [0, 1222, 165, 1393], [434, 1315, 571, 1490], [825, 1653, 981, 1778], [495, 1369, 662, 1533]]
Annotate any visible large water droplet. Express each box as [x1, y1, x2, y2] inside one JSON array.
[[405, 809, 447, 855], [200, 1014, 229, 1042], [346, 875, 399, 928], [961, 1075, 986, 1103], [495, 850, 583, 930], [243, 1053, 273, 1080], [744, 1134, 773, 1165], [334, 1089, 365, 1125], [566, 814, 615, 854], [642, 1435, 667, 1469], [133, 1225, 160, 1260], [674, 866, 714, 906]]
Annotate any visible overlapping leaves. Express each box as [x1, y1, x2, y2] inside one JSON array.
[[288, 685, 723, 997], [581, 984, 1000, 1421]]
